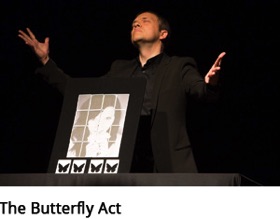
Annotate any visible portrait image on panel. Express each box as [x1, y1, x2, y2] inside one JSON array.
[[66, 94, 129, 158]]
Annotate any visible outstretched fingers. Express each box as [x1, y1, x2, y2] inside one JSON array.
[[18, 28, 37, 46], [205, 52, 226, 84], [214, 52, 226, 67], [26, 27, 36, 40]]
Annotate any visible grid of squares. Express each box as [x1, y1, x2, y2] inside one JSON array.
[[66, 94, 129, 158]]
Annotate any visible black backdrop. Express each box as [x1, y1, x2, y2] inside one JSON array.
[[1, 0, 279, 185]]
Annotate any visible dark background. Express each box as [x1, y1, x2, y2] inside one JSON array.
[[0, 0, 278, 185]]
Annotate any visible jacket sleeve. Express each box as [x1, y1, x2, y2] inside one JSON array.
[[35, 59, 70, 96], [180, 57, 220, 102]]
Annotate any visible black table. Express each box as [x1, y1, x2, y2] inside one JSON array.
[[0, 173, 260, 186]]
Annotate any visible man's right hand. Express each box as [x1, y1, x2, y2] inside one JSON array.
[[18, 27, 50, 65]]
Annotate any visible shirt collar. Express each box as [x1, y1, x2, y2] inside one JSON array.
[[136, 53, 164, 69]]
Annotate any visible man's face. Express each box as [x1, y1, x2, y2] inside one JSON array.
[[131, 12, 162, 45]]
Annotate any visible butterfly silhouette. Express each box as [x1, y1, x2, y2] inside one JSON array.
[[106, 163, 118, 173], [73, 163, 85, 173], [90, 163, 103, 172], [58, 163, 70, 173]]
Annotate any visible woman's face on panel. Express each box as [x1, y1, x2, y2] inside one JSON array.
[[88, 106, 115, 133]]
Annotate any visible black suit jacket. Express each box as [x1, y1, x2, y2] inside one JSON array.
[[37, 53, 219, 173]]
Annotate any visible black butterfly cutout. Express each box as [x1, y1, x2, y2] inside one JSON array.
[[106, 163, 118, 173], [58, 163, 70, 173], [73, 163, 85, 173], [90, 163, 103, 172]]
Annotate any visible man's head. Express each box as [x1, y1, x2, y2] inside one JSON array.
[[131, 11, 170, 51]]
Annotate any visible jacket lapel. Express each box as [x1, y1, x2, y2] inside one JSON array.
[[151, 54, 171, 126], [126, 59, 138, 77]]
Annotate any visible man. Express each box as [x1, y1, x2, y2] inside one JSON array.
[[18, 11, 226, 173]]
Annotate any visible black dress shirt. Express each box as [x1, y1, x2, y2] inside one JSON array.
[[132, 53, 164, 115], [130, 53, 164, 172]]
